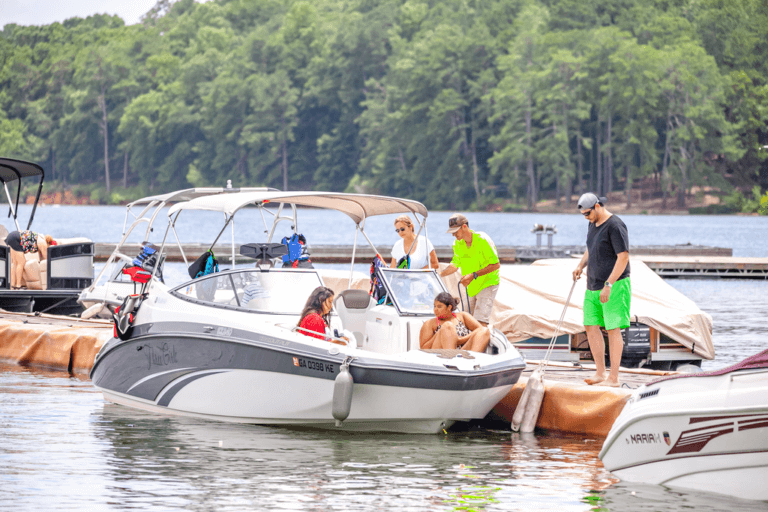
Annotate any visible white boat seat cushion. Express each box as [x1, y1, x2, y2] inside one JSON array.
[[334, 289, 374, 347]]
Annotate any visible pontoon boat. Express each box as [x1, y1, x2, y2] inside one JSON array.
[[0, 158, 93, 315]]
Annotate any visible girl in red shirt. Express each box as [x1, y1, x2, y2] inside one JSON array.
[[297, 286, 347, 345]]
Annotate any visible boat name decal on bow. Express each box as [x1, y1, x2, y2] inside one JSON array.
[[626, 433, 665, 445], [293, 357, 335, 374], [216, 326, 233, 337], [666, 413, 768, 455], [142, 342, 177, 370]]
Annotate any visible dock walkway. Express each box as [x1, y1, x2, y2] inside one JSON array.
[[94, 243, 766, 278]]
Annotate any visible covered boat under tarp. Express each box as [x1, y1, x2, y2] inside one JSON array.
[[490, 258, 712, 360]]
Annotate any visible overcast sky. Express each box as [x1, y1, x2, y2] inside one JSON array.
[[1, 0, 160, 29]]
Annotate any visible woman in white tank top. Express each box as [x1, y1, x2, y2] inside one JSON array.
[[390, 215, 438, 270]]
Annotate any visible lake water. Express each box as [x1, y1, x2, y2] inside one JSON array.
[[1, 277, 766, 510], [1, 207, 767, 510], [4, 204, 768, 256]]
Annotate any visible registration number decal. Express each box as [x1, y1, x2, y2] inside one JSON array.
[[293, 357, 334, 373]]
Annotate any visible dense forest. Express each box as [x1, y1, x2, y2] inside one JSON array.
[[1, 0, 767, 211]]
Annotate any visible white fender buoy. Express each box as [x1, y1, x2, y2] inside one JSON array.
[[511, 369, 537, 432], [332, 357, 354, 426], [512, 368, 541, 432], [520, 370, 545, 433]]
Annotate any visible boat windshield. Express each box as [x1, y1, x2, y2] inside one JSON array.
[[171, 269, 325, 315], [377, 268, 447, 315]]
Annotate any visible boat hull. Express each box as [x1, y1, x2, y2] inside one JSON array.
[[91, 328, 524, 434], [599, 369, 768, 500]]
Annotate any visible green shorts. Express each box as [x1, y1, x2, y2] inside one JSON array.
[[583, 278, 631, 331]]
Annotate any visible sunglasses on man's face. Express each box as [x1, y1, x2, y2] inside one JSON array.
[[581, 209, 593, 217], [395, 227, 407, 233]]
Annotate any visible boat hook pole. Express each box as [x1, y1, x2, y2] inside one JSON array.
[[539, 279, 578, 372]]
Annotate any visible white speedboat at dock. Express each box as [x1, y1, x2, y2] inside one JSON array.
[[89, 191, 525, 433], [599, 349, 768, 500]]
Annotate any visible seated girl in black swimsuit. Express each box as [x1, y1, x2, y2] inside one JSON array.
[[419, 292, 490, 352]]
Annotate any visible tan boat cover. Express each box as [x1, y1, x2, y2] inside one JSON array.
[[465, 259, 713, 360], [321, 258, 714, 360], [168, 191, 428, 225]]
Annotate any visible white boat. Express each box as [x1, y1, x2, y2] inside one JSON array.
[[78, 184, 277, 316], [599, 349, 768, 500], [89, 191, 526, 433]]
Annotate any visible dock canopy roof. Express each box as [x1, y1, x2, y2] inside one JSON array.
[[0, 158, 44, 184], [167, 191, 428, 225]]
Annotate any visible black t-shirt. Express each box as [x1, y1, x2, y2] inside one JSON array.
[[586, 215, 630, 291]]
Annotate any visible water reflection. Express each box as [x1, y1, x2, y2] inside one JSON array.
[[597, 481, 768, 512], [2, 362, 767, 510], [93, 404, 614, 511]]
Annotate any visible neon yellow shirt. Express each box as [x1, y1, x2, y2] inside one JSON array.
[[450, 230, 500, 296]]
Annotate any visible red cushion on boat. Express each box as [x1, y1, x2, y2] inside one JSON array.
[[122, 266, 152, 283]]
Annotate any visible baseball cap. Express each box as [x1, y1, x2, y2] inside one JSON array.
[[446, 213, 468, 234], [577, 193, 607, 210]]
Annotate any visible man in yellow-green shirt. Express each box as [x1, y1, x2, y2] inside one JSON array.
[[439, 213, 500, 326]]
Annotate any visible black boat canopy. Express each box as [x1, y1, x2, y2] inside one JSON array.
[[0, 157, 45, 231]]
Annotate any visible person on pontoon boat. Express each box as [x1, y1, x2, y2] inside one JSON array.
[[389, 215, 438, 270], [419, 292, 490, 353], [4, 230, 53, 289], [297, 286, 349, 345]]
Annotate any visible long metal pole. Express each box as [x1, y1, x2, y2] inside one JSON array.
[[3, 183, 20, 231], [349, 224, 359, 288]]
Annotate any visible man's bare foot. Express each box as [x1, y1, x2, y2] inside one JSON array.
[[584, 374, 606, 385], [602, 379, 620, 388]]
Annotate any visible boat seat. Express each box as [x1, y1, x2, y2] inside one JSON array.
[[334, 289, 374, 348], [23, 254, 47, 290], [21, 237, 93, 290]]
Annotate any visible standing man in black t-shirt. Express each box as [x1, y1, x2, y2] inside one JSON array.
[[572, 193, 631, 387]]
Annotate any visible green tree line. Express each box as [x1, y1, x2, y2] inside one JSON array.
[[1, 0, 767, 210]]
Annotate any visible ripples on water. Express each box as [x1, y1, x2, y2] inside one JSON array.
[[1, 337, 767, 511]]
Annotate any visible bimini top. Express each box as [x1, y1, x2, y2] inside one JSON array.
[[0, 158, 44, 183], [167, 191, 428, 225], [126, 187, 277, 208]]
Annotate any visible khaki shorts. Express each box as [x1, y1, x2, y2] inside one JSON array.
[[468, 284, 498, 324]]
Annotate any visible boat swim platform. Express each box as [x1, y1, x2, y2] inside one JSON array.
[[93, 243, 767, 278], [0, 310, 675, 436]]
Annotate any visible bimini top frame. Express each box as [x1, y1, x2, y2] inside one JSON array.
[[161, 191, 430, 287], [85, 185, 278, 294], [0, 157, 45, 231]]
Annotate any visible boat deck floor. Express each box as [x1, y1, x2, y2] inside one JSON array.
[[520, 360, 675, 390]]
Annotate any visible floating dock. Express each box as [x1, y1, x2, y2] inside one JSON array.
[[639, 255, 768, 279], [0, 312, 112, 374], [93, 243, 768, 278], [0, 311, 676, 436]]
